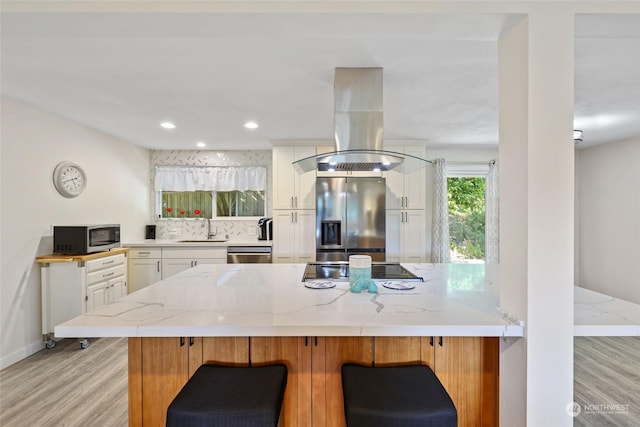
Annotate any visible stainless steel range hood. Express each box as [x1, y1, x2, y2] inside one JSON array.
[[293, 67, 430, 174]]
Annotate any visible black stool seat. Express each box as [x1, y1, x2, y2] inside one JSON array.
[[342, 363, 457, 427], [166, 364, 287, 427]]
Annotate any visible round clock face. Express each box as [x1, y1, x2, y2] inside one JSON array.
[[53, 161, 87, 198]]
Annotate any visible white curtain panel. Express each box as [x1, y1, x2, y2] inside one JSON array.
[[485, 160, 500, 263], [431, 158, 451, 263], [154, 166, 266, 192]]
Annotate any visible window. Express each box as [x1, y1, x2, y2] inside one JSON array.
[[448, 176, 486, 262], [154, 166, 267, 219], [446, 164, 490, 263]]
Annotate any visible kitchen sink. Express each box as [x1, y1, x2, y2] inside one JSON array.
[[179, 239, 228, 243]]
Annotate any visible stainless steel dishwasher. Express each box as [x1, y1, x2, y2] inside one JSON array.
[[227, 246, 272, 263]]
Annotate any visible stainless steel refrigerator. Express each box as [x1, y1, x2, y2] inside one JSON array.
[[316, 177, 386, 262]]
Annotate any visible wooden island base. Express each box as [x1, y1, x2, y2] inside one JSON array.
[[129, 336, 498, 427]]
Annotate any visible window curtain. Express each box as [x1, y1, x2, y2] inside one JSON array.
[[431, 158, 451, 263], [485, 160, 500, 263], [154, 166, 266, 192]]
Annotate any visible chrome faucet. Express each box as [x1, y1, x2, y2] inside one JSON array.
[[206, 218, 218, 239]]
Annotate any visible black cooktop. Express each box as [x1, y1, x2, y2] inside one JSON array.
[[302, 262, 424, 282]]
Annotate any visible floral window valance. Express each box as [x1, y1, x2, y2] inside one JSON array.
[[154, 166, 266, 192]]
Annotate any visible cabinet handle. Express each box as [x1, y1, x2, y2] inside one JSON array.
[[304, 337, 309, 347], [438, 337, 443, 347], [295, 212, 298, 223], [430, 337, 434, 347], [102, 272, 115, 278], [314, 336, 318, 347], [291, 196, 294, 209], [295, 196, 298, 209], [103, 260, 115, 265], [180, 337, 185, 347], [139, 251, 150, 255], [189, 337, 194, 347], [157, 261, 160, 272], [405, 196, 409, 207]]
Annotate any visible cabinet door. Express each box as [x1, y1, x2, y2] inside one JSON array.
[[161, 259, 193, 279], [404, 210, 426, 262], [273, 147, 297, 209], [140, 337, 190, 427], [296, 210, 316, 260], [403, 145, 426, 209], [385, 210, 402, 262], [128, 259, 162, 293], [295, 147, 317, 209], [421, 337, 499, 427], [251, 337, 311, 427], [86, 281, 108, 312], [273, 146, 317, 210], [321, 337, 374, 427], [272, 210, 296, 260], [109, 275, 126, 302]]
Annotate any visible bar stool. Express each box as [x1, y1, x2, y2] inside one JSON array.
[[341, 363, 457, 427], [166, 364, 287, 427]]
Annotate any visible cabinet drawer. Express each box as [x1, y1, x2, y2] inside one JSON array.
[[87, 264, 126, 286], [86, 253, 126, 272], [129, 248, 162, 259], [162, 247, 226, 259]]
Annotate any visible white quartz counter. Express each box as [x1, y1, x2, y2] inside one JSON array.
[[55, 263, 525, 338], [574, 286, 640, 336], [124, 239, 272, 248]]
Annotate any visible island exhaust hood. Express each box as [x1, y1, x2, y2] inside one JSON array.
[[293, 67, 430, 174]]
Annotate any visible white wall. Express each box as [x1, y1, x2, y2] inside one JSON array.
[[0, 97, 150, 369], [576, 137, 640, 304]]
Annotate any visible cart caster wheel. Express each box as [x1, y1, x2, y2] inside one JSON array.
[[80, 339, 90, 349], [45, 340, 56, 349]]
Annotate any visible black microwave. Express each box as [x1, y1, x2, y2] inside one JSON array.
[[53, 224, 121, 255]]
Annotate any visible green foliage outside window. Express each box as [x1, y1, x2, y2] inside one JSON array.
[[448, 177, 485, 260], [216, 190, 265, 217], [161, 190, 265, 219]]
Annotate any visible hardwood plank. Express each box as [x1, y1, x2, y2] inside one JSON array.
[[0, 337, 128, 427], [573, 336, 640, 427], [128, 337, 142, 427]]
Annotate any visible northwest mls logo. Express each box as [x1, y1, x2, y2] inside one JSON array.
[[567, 402, 582, 417]]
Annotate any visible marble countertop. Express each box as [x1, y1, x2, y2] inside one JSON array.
[[54, 263, 525, 338], [124, 239, 272, 248], [574, 286, 640, 336]]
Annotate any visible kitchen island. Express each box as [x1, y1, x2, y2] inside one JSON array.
[[56, 262, 523, 427]]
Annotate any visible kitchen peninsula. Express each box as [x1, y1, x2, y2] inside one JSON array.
[[56, 262, 524, 427]]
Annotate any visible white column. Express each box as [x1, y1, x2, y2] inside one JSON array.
[[499, 8, 575, 427]]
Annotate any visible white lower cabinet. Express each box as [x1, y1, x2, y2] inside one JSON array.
[[272, 210, 316, 263], [85, 254, 128, 311], [161, 247, 227, 279], [386, 209, 427, 262], [128, 248, 162, 293]]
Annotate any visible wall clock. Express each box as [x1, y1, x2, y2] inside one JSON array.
[[53, 161, 87, 198]]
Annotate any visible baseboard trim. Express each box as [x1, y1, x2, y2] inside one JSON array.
[[0, 340, 45, 370]]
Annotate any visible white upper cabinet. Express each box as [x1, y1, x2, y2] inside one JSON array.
[[273, 146, 317, 210], [385, 145, 427, 210]]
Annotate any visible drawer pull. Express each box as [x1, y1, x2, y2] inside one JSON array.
[[138, 251, 151, 255], [103, 260, 115, 265], [103, 272, 115, 278]]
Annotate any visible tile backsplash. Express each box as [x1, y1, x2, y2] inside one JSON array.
[[150, 150, 271, 240]]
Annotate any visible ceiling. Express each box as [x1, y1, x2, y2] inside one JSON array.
[[1, 12, 639, 151]]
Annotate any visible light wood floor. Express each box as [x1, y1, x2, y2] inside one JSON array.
[[0, 337, 128, 427], [1, 336, 638, 426], [573, 336, 640, 427]]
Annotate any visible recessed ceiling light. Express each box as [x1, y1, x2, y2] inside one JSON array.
[[196, 141, 206, 148], [160, 122, 176, 129], [243, 121, 258, 129]]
